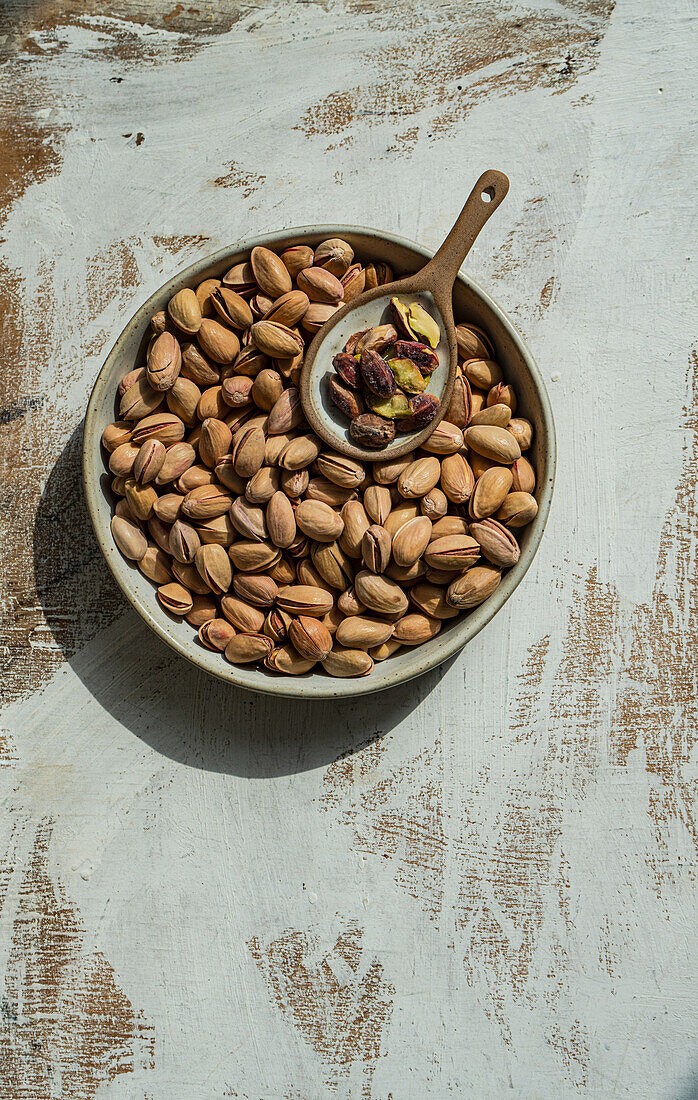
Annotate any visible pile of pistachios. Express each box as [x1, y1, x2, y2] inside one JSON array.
[[102, 237, 539, 679], [330, 296, 442, 448]]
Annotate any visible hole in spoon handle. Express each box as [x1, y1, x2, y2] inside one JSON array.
[[418, 169, 510, 298]]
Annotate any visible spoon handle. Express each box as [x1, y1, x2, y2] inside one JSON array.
[[416, 169, 509, 296]]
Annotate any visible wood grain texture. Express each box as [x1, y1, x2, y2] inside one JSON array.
[[0, 0, 696, 1095]]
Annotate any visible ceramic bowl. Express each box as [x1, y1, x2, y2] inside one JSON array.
[[83, 225, 556, 699]]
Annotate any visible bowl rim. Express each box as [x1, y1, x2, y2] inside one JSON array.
[[83, 223, 556, 699]]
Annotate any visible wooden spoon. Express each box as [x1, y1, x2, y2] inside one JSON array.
[[300, 169, 510, 461]]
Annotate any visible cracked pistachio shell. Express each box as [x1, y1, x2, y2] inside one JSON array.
[[211, 285, 253, 329], [221, 595, 265, 633], [424, 534, 480, 571], [494, 491, 538, 528], [276, 585, 334, 618], [225, 632, 275, 665], [157, 582, 194, 616], [195, 543, 232, 595], [362, 525, 392, 574], [288, 616, 333, 662], [147, 331, 182, 391], [469, 518, 521, 568], [311, 542, 353, 591], [264, 644, 316, 675], [511, 456, 536, 494]]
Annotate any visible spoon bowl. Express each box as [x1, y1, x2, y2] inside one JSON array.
[[301, 170, 510, 460]]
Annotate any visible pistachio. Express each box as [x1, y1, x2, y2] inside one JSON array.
[[373, 453, 414, 486], [463, 358, 502, 390], [402, 393, 440, 431], [137, 544, 173, 585], [446, 565, 501, 609], [182, 484, 233, 520], [280, 468, 308, 499], [420, 421, 464, 455], [155, 441, 196, 485], [407, 302, 440, 348], [195, 278, 221, 317], [316, 452, 364, 489], [511, 456, 536, 494], [186, 594, 219, 626], [232, 344, 269, 378], [252, 320, 304, 359], [364, 261, 393, 289], [470, 466, 513, 519], [167, 378, 203, 424], [197, 319, 240, 365], [363, 485, 392, 526], [469, 402, 512, 428], [394, 340, 439, 375], [388, 358, 427, 394], [197, 418, 231, 468], [323, 646, 374, 678], [420, 488, 448, 520], [391, 516, 432, 567], [390, 296, 416, 339], [296, 266, 345, 305], [230, 496, 267, 542], [398, 456, 441, 499], [313, 238, 354, 277], [329, 376, 364, 420], [147, 515, 173, 554], [172, 560, 210, 595], [366, 394, 410, 420], [267, 386, 303, 435], [221, 595, 265, 633], [157, 582, 194, 616], [362, 525, 391, 574], [385, 559, 426, 584], [359, 349, 395, 398], [232, 572, 279, 607], [232, 425, 266, 478], [264, 644, 316, 675], [469, 518, 520, 568], [108, 443, 139, 477], [211, 285, 253, 329], [487, 383, 517, 413], [456, 323, 494, 360], [229, 541, 280, 574], [279, 433, 321, 471], [339, 500, 370, 558], [507, 417, 533, 450], [245, 466, 279, 504], [445, 370, 472, 429], [264, 607, 292, 643], [464, 425, 521, 465], [494, 491, 538, 528], [195, 543, 232, 595], [111, 515, 147, 561], [341, 264, 366, 303], [250, 246, 293, 297], [335, 616, 393, 650], [124, 478, 157, 521], [120, 376, 164, 421], [370, 638, 402, 661], [410, 582, 459, 620], [266, 490, 296, 548], [181, 342, 219, 386], [168, 288, 202, 336], [268, 557, 296, 586], [131, 412, 185, 447], [198, 618, 236, 651], [393, 613, 441, 645], [301, 302, 338, 333], [213, 456, 246, 494], [294, 499, 343, 543], [424, 534, 480, 572], [263, 290, 310, 327], [311, 542, 353, 591], [354, 570, 409, 617], [337, 587, 366, 617], [196, 513, 236, 546], [350, 414, 396, 449], [280, 245, 314, 279], [147, 331, 182, 391], [384, 501, 420, 538], [169, 519, 201, 564], [289, 616, 333, 661], [225, 633, 275, 664], [102, 421, 132, 452], [277, 585, 334, 618], [298, 557, 334, 592]]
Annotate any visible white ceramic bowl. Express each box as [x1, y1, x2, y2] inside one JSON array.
[[83, 226, 556, 698]]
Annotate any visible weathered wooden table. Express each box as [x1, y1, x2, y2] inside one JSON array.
[[1, 1, 696, 1095]]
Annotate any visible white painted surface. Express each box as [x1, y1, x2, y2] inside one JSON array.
[[1, 0, 696, 1096]]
